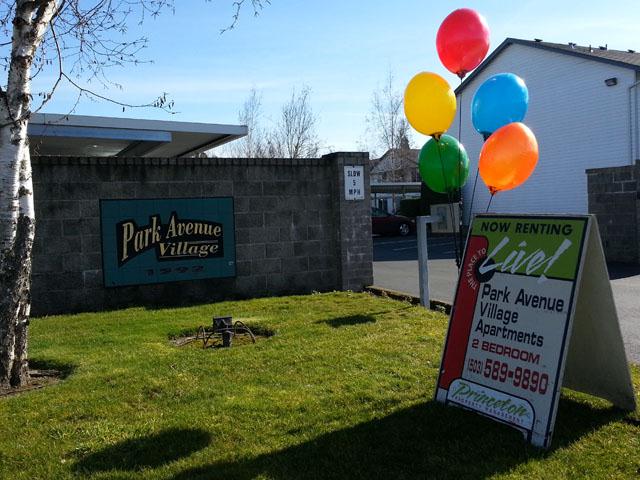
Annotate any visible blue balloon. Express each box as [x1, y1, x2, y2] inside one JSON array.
[[471, 73, 529, 137]]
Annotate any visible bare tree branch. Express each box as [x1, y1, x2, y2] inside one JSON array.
[[267, 86, 321, 159], [219, 0, 269, 34], [366, 71, 415, 182], [225, 87, 267, 157]]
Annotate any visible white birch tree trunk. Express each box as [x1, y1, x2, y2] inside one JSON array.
[[0, 0, 55, 388]]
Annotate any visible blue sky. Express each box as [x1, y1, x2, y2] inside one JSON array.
[[34, 0, 640, 153]]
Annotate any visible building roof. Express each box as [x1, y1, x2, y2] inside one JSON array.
[[456, 37, 640, 94], [379, 148, 421, 159], [371, 147, 420, 175], [28, 113, 247, 158], [370, 182, 421, 194]]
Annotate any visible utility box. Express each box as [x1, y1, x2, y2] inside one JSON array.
[[430, 203, 461, 234]]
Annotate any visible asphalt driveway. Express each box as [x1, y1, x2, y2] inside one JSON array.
[[373, 235, 640, 364]]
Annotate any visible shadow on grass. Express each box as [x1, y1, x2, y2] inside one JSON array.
[[168, 399, 627, 480], [28, 358, 76, 379], [74, 428, 211, 474], [317, 306, 414, 329], [319, 315, 377, 328]]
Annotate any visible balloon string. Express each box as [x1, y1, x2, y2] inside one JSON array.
[[468, 167, 480, 223], [486, 193, 495, 213], [436, 138, 461, 268], [456, 77, 464, 266], [466, 133, 489, 228]]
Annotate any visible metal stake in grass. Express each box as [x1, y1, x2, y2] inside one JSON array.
[[184, 317, 257, 349]]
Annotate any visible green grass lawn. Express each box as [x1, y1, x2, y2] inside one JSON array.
[[0, 292, 638, 479]]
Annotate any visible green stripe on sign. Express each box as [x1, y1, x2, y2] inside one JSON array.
[[471, 217, 588, 281]]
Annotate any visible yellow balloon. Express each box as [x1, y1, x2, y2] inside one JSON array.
[[404, 72, 457, 136]]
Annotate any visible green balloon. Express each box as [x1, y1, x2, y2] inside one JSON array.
[[418, 134, 469, 194]]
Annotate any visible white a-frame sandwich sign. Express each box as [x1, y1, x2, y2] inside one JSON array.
[[435, 214, 637, 448]]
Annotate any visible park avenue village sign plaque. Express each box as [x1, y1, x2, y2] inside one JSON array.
[[435, 214, 636, 448], [100, 197, 236, 287]]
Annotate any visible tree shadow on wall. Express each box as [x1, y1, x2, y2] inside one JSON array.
[[168, 399, 627, 480], [74, 428, 211, 474]]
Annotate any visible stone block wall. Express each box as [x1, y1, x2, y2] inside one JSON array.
[[31, 153, 373, 315], [586, 161, 639, 263], [327, 153, 374, 291]]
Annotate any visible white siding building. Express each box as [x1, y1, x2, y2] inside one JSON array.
[[452, 38, 640, 222]]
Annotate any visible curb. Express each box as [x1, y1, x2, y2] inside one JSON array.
[[365, 286, 452, 314]]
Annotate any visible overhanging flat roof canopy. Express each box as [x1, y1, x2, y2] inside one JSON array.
[[28, 113, 247, 158], [371, 182, 422, 194]]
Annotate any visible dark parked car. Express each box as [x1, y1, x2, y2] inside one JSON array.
[[371, 208, 415, 236]]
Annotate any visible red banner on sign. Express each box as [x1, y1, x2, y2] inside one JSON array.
[[438, 235, 488, 390]]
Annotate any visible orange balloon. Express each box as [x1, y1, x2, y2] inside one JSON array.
[[479, 122, 538, 194]]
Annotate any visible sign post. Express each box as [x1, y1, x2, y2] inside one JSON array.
[[435, 214, 636, 448], [416, 215, 440, 308]]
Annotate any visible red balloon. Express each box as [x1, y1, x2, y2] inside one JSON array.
[[436, 8, 490, 78]]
